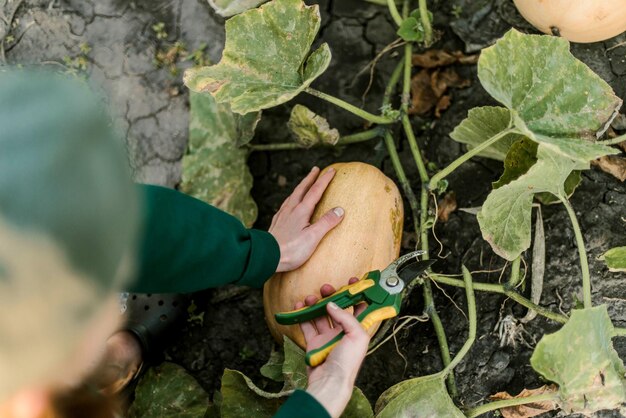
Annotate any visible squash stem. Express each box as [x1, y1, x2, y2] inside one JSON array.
[[304, 88, 397, 125], [398, 31, 456, 396], [442, 267, 476, 375], [247, 128, 383, 151], [465, 392, 559, 418], [428, 274, 568, 324], [429, 127, 516, 191], [418, 0, 433, 46], [558, 195, 592, 308], [387, 0, 404, 27], [507, 256, 522, 289], [597, 133, 626, 146], [383, 131, 420, 235]]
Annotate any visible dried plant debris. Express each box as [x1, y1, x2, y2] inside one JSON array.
[[408, 50, 475, 117], [412, 49, 478, 68], [490, 385, 558, 418], [593, 155, 626, 182], [436, 191, 457, 222]]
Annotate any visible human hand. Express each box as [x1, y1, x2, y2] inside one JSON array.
[[269, 167, 344, 273], [296, 279, 370, 418]]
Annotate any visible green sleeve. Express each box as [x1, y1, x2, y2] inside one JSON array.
[[274, 390, 331, 418], [127, 185, 280, 293]]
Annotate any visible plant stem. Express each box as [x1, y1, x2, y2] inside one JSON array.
[[418, 0, 433, 46], [429, 128, 515, 190], [247, 128, 382, 151], [558, 195, 592, 308], [387, 0, 404, 27], [398, 31, 456, 396], [429, 274, 569, 324], [383, 61, 404, 106], [383, 131, 420, 235], [508, 256, 521, 289], [465, 392, 559, 418], [305, 88, 397, 125], [597, 133, 626, 145], [443, 266, 476, 375]]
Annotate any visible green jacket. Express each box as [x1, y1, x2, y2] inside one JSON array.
[[130, 185, 330, 418]]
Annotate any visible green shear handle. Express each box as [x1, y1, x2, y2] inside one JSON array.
[[274, 251, 434, 367]]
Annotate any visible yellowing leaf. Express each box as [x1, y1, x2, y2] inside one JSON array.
[[287, 104, 339, 148], [530, 306, 626, 414], [599, 247, 626, 272], [478, 29, 620, 163], [184, 0, 331, 114], [490, 385, 558, 418], [478, 145, 586, 260], [207, 0, 268, 17], [374, 372, 464, 418], [181, 92, 258, 227]]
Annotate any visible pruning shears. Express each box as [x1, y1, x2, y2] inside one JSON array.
[[275, 251, 435, 367]]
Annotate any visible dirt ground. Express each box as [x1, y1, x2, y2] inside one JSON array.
[[5, 0, 626, 416]]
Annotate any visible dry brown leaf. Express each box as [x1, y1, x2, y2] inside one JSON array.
[[409, 64, 471, 117], [409, 69, 439, 115], [435, 95, 451, 118], [490, 385, 558, 418], [437, 191, 457, 222], [412, 49, 478, 68], [593, 155, 626, 181]]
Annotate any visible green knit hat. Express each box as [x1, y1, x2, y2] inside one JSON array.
[[0, 69, 140, 400]]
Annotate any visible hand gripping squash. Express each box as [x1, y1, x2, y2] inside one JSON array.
[[513, 0, 626, 43], [263, 162, 404, 348]]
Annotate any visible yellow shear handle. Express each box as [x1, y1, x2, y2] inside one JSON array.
[[307, 305, 399, 367]]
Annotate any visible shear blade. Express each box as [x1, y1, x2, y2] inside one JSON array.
[[397, 259, 436, 282]]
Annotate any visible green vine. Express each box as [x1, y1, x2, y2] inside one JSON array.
[[304, 88, 397, 125]]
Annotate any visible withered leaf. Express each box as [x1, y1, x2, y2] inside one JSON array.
[[593, 155, 626, 182], [437, 191, 457, 222], [409, 67, 470, 117], [412, 49, 478, 68], [489, 385, 558, 418]]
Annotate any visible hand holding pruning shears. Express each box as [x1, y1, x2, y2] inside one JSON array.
[[277, 251, 435, 366], [291, 251, 434, 417]]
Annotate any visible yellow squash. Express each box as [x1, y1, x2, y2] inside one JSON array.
[[513, 0, 626, 43], [263, 162, 404, 348]]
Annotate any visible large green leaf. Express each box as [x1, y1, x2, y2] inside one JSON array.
[[260, 349, 285, 382], [128, 362, 210, 418], [530, 306, 626, 414], [493, 137, 582, 204], [219, 336, 372, 417], [343, 387, 374, 418], [477, 145, 586, 260], [282, 336, 308, 390], [374, 372, 464, 418], [184, 0, 331, 114], [478, 29, 621, 163], [181, 92, 258, 227], [220, 369, 284, 418], [207, 0, 268, 17], [599, 247, 626, 272], [287, 104, 339, 148], [450, 106, 524, 161]]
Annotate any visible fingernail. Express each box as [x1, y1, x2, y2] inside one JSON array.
[[328, 302, 339, 310], [333, 207, 344, 217], [327, 167, 335, 174], [311, 166, 318, 173]]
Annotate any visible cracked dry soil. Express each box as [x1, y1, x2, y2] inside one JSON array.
[[4, 0, 626, 416]]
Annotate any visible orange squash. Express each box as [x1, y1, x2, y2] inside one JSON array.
[[263, 162, 404, 348], [513, 0, 626, 43]]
